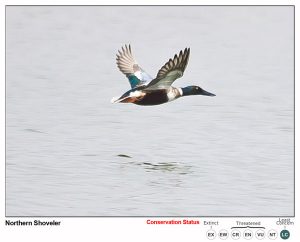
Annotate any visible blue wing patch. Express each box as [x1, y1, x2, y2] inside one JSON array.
[[127, 75, 141, 89]]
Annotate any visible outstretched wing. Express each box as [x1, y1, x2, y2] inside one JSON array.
[[145, 48, 190, 90], [116, 44, 153, 88]]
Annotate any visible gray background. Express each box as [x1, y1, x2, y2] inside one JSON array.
[[6, 6, 294, 216]]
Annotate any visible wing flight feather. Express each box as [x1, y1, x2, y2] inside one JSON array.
[[145, 48, 190, 89], [116, 44, 153, 88]]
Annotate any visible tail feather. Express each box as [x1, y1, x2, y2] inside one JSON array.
[[111, 90, 145, 104], [111, 96, 135, 103], [111, 96, 121, 103]]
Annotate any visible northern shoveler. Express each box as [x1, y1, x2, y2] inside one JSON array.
[[111, 45, 215, 106]]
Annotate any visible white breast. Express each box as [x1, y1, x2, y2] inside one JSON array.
[[167, 87, 181, 101]]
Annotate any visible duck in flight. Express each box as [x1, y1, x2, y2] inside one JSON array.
[[111, 45, 215, 106]]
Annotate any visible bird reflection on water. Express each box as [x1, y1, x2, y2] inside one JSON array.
[[116, 154, 192, 175]]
